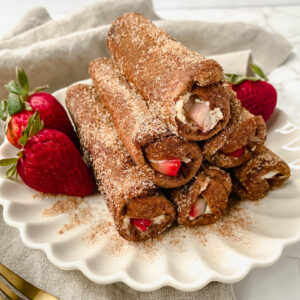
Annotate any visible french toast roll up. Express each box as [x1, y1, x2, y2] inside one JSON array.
[[107, 13, 230, 141], [202, 92, 267, 168], [89, 58, 203, 189], [66, 84, 175, 242], [231, 146, 290, 201], [169, 164, 232, 226]]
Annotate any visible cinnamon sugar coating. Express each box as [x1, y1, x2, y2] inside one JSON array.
[[169, 164, 232, 226], [202, 91, 267, 168], [89, 58, 202, 188], [107, 13, 229, 140], [66, 84, 175, 241], [231, 146, 290, 201]]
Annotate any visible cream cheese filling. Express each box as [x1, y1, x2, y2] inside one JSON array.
[[122, 214, 166, 231], [149, 158, 191, 164], [176, 92, 223, 132], [262, 171, 278, 179]]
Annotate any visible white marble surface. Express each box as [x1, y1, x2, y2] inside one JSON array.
[[0, 1, 300, 299]]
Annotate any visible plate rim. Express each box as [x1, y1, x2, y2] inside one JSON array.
[[0, 83, 300, 291]]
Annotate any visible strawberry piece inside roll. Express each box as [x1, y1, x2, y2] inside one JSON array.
[[169, 165, 232, 226], [231, 146, 290, 201], [107, 13, 231, 141], [89, 58, 203, 189], [66, 84, 175, 242], [202, 92, 267, 168]]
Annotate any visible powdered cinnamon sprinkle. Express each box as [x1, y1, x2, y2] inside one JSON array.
[[58, 207, 92, 234], [41, 191, 253, 262], [41, 195, 84, 217]]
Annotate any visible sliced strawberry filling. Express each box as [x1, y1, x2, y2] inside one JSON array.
[[130, 218, 152, 232], [186, 101, 211, 132], [149, 158, 181, 177], [230, 146, 246, 158], [189, 198, 207, 219], [183, 98, 223, 133]]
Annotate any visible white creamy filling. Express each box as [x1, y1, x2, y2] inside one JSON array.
[[203, 106, 223, 132], [199, 177, 210, 194], [175, 92, 223, 132], [181, 157, 192, 164], [188, 193, 212, 221], [175, 92, 191, 124], [149, 158, 191, 164], [205, 204, 211, 214], [122, 216, 131, 230], [262, 171, 278, 179], [152, 214, 166, 224], [122, 214, 166, 231], [188, 202, 212, 220]]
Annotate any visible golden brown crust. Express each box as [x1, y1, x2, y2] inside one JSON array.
[[89, 58, 202, 188], [107, 13, 228, 140], [169, 164, 232, 226], [202, 91, 267, 168], [66, 83, 175, 241], [231, 146, 290, 201]]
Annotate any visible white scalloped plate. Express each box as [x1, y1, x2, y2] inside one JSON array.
[[1, 82, 300, 292]]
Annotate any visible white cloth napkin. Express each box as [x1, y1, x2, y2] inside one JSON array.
[[0, 0, 292, 299], [0, 0, 291, 99]]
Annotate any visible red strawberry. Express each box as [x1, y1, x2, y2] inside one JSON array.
[[130, 218, 152, 232], [226, 64, 277, 123], [189, 198, 207, 219], [28, 92, 78, 145], [6, 110, 34, 148], [186, 101, 210, 132], [0, 112, 95, 196], [149, 158, 181, 177], [230, 146, 246, 158], [1, 67, 78, 148]]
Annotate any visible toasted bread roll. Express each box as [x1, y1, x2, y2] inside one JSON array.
[[202, 92, 266, 168], [107, 13, 230, 141], [231, 146, 290, 201], [169, 164, 231, 226], [89, 58, 203, 188], [66, 84, 175, 241]]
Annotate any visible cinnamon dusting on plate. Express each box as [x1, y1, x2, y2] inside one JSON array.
[[41, 195, 84, 217], [41, 192, 253, 261]]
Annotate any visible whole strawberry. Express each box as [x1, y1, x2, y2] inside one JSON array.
[[0, 67, 78, 148], [0, 113, 95, 197], [225, 64, 277, 123]]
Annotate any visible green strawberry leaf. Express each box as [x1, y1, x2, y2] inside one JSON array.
[[0, 156, 20, 179], [7, 93, 24, 116], [16, 67, 29, 92], [24, 101, 33, 111], [0, 158, 18, 166], [224, 74, 261, 85], [6, 163, 18, 179], [0, 99, 8, 121], [251, 64, 269, 81], [18, 111, 44, 146], [31, 84, 49, 94], [5, 80, 25, 95]]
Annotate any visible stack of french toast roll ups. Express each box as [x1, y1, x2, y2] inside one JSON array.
[[66, 13, 291, 242]]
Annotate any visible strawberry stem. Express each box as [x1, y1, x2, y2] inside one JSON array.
[[2, 67, 49, 118], [250, 64, 269, 81], [225, 63, 268, 85], [18, 111, 44, 146], [16, 66, 29, 92]]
